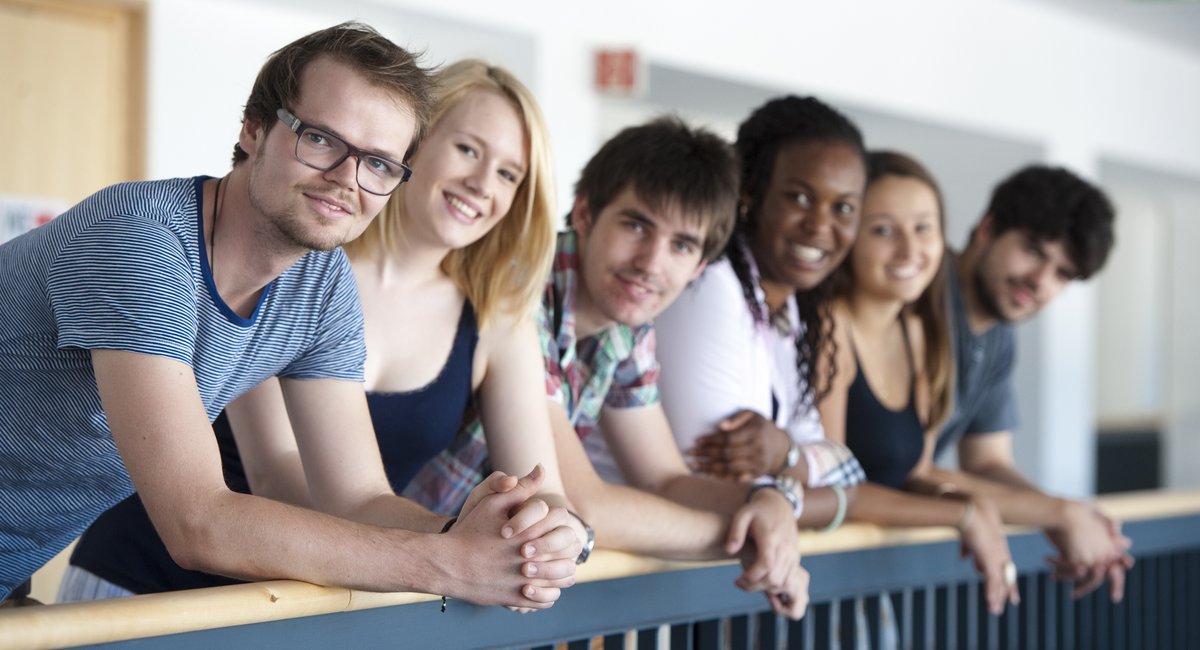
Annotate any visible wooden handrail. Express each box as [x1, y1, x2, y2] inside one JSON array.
[[2, 489, 1196, 650]]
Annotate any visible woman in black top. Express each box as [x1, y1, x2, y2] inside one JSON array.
[[817, 151, 1019, 615]]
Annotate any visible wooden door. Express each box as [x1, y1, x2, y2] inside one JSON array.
[[0, 0, 145, 603]]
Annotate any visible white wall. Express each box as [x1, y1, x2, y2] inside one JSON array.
[[140, 0, 1200, 496], [1097, 189, 1169, 425], [1165, 188, 1200, 490], [145, 0, 535, 180]]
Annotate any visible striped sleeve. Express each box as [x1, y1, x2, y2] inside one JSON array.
[[47, 214, 198, 365], [280, 250, 366, 381]]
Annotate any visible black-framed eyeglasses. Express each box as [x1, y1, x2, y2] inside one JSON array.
[[276, 108, 413, 196]]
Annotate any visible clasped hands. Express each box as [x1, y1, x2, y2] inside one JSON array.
[[443, 464, 582, 611]]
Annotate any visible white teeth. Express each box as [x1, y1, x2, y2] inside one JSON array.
[[447, 195, 480, 219], [791, 244, 825, 262], [889, 266, 919, 279], [320, 199, 345, 213]]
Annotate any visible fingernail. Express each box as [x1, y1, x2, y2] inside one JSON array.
[[523, 544, 536, 558], [524, 586, 536, 598], [524, 562, 538, 576], [501, 527, 513, 539]]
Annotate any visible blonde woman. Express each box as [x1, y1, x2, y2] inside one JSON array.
[[62, 60, 587, 599]]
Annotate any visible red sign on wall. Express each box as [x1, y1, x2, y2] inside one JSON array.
[[595, 49, 643, 97]]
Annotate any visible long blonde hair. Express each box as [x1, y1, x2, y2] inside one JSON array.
[[347, 59, 556, 328]]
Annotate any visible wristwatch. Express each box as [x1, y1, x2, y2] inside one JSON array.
[[783, 441, 801, 471], [567, 510, 595, 564], [750, 474, 805, 520]]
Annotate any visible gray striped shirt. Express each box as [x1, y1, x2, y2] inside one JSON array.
[[0, 177, 365, 596]]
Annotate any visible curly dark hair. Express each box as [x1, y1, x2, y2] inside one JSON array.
[[984, 165, 1116, 279], [728, 95, 866, 409], [232, 22, 433, 167]]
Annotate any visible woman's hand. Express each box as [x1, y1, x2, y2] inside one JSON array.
[[957, 496, 1020, 615], [687, 410, 791, 480]]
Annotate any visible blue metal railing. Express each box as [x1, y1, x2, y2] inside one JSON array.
[[4, 493, 1197, 650]]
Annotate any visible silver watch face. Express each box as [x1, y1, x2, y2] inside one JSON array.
[[786, 444, 801, 468]]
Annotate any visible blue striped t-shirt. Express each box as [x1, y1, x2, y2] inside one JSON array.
[[0, 177, 366, 597]]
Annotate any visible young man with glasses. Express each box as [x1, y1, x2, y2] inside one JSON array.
[[0, 22, 578, 609]]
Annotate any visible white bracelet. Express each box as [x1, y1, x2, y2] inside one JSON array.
[[820, 484, 847, 533]]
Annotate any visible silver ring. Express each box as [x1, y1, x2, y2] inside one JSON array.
[[1003, 560, 1017, 587]]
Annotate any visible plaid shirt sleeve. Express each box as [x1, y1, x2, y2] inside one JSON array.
[[400, 406, 492, 516], [537, 300, 571, 408], [604, 325, 661, 409], [800, 440, 867, 488]]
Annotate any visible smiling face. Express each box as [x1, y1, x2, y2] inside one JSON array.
[[970, 223, 1078, 323], [851, 175, 945, 304], [402, 89, 528, 251], [240, 55, 418, 253], [571, 187, 708, 336], [747, 139, 866, 307]]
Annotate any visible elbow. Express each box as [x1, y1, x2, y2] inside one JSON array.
[[159, 510, 221, 573]]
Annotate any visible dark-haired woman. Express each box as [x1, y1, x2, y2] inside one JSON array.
[[657, 95, 869, 530]]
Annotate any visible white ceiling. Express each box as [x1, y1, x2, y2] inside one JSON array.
[[1038, 0, 1200, 57]]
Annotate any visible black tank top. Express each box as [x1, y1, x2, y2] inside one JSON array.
[[70, 302, 478, 593], [843, 319, 925, 490]]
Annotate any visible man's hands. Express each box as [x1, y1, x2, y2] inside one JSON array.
[[956, 496, 1019, 615], [726, 487, 808, 620], [440, 466, 580, 610], [688, 410, 791, 481], [1044, 500, 1134, 601]]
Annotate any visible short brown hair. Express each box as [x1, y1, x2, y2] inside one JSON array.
[[573, 116, 737, 263], [231, 21, 432, 166]]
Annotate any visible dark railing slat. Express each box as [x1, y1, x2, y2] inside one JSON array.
[[934, 585, 950, 650], [1036, 572, 1053, 650], [863, 594, 881, 650], [601, 631, 626, 650], [1111, 572, 1127, 650], [636, 627, 659, 650], [1075, 588, 1095, 650], [1144, 555, 1158, 649], [955, 582, 970, 650], [1190, 550, 1200, 650], [913, 586, 929, 650], [811, 602, 830, 650], [888, 589, 907, 649], [694, 619, 720, 650], [1059, 578, 1076, 649], [566, 638, 591, 650], [1094, 584, 1112, 650], [838, 599, 857, 650], [785, 615, 806, 650], [669, 622, 692, 649], [1174, 551, 1187, 650], [1128, 556, 1143, 650], [729, 614, 751, 650], [1016, 573, 1033, 650], [758, 611, 780, 650]]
